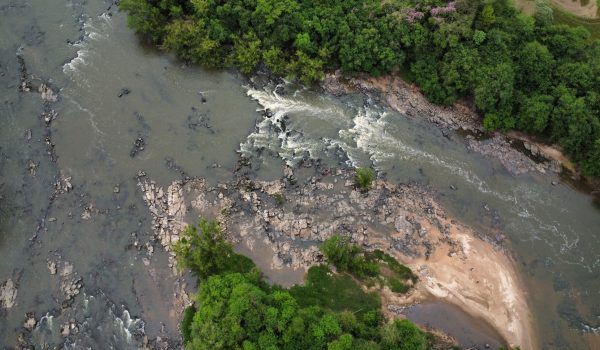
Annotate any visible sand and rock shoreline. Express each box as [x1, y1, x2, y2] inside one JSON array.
[[138, 160, 535, 349], [129, 71, 554, 349]]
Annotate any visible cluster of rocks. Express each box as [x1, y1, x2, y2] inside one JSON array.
[[59, 321, 79, 337], [130, 137, 146, 157], [139, 163, 473, 272], [54, 174, 74, 195], [17, 47, 59, 102], [323, 72, 480, 132], [45, 259, 84, 308], [523, 141, 563, 173], [41, 109, 58, 126], [137, 176, 188, 254], [466, 135, 542, 175]]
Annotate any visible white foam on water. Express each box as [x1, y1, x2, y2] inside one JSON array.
[[241, 84, 600, 284], [242, 84, 514, 202], [241, 86, 349, 165], [63, 13, 113, 87], [338, 108, 515, 202]]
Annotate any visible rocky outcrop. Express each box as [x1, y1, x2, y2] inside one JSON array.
[[0, 278, 18, 309], [137, 176, 188, 252]]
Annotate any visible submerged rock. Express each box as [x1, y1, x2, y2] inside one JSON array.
[[118, 88, 131, 98]]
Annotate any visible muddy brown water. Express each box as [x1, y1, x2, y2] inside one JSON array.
[[1, 1, 599, 349]]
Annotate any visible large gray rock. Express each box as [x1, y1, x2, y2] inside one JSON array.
[[0, 279, 17, 309]]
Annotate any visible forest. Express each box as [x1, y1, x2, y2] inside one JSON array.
[[119, 0, 600, 176]]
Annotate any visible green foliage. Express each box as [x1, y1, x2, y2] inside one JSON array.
[[232, 32, 262, 74], [181, 305, 196, 344], [184, 267, 429, 349], [289, 265, 381, 316], [320, 235, 416, 295], [320, 235, 379, 278], [354, 167, 376, 191], [174, 222, 444, 350], [173, 218, 255, 279], [120, 0, 600, 177], [534, 0, 554, 26], [272, 193, 285, 206]]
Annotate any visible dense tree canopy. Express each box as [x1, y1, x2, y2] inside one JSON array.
[[121, 0, 600, 176], [175, 220, 434, 350]]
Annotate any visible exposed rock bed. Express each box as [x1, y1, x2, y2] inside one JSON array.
[[138, 162, 534, 349]]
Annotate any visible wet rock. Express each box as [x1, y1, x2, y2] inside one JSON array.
[[467, 135, 537, 175], [60, 323, 70, 337], [55, 175, 74, 194], [61, 276, 83, 300], [0, 279, 18, 309], [39, 83, 57, 102], [23, 313, 36, 331], [130, 137, 145, 157], [41, 109, 58, 125], [118, 88, 131, 98], [27, 160, 38, 176], [47, 261, 57, 275], [198, 92, 207, 103], [81, 206, 92, 220]]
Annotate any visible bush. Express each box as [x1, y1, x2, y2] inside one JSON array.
[[173, 218, 255, 279], [181, 305, 196, 344], [354, 168, 376, 191], [176, 227, 450, 349], [321, 236, 417, 293]]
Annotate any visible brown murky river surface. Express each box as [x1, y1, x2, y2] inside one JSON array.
[[1, 1, 599, 348]]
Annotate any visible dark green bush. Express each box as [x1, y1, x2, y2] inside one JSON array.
[[181, 305, 196, 344]]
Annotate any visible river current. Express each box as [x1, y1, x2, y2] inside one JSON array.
[[1, 1, 599, 349]]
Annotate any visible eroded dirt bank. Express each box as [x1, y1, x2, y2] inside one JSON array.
[[138, 162, 535, 349]]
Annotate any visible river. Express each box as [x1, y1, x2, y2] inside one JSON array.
[[0, 1, 598, 349]]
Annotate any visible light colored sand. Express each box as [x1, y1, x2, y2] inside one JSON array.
[[381, 210, 536, 350]]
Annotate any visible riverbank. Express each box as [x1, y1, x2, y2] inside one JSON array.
[[137, 162, 535, 349], [322, 71, 600, 189]]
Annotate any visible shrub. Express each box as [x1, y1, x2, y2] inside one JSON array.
[[181, 305, 196, 344], [173, 218, 255, 279], [354, 168, 376, 191]]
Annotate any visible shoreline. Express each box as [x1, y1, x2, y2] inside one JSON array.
[[322, 71, 600, 193], [138, 163, 536, 349]]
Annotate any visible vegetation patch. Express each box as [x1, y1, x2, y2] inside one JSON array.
[[354, 167, 376, 192], [321, 235, 418, 294], [174, 218, 446, 349]]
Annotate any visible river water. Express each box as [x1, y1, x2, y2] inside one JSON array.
[[1, 1, 599, 349]]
